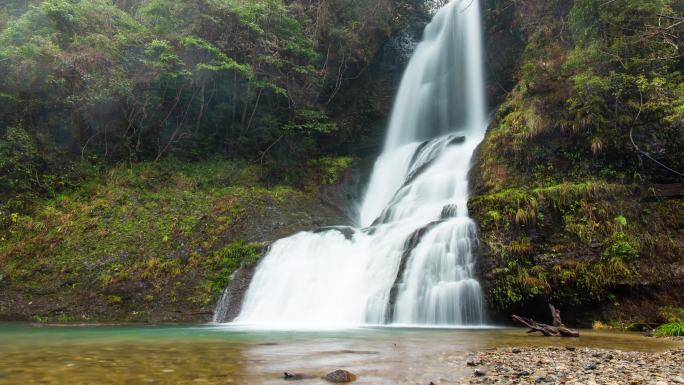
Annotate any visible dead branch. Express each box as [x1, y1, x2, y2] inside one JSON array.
[[512, 304, 580, 337]]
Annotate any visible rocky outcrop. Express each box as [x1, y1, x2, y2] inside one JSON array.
[[212, 265, 259, 323], [468, 0, 684, 326]]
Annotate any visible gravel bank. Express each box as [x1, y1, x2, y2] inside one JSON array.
[[461, 347, 684, 385]]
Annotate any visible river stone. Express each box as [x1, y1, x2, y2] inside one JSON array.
[[284, 372, 303, 380], [323, 370, 357, 383], [673, 377, 684, 384], [474, 369, 486, 377], [466, 358, 481, 366]]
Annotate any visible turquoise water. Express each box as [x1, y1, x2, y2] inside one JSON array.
[[0, 323, 679, 385]]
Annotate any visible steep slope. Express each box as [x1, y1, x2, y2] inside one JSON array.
[[0, 160, 351, 323], [472, 0, 684, 325]]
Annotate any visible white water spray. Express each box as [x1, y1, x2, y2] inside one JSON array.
[[230, 0, 487, 328]]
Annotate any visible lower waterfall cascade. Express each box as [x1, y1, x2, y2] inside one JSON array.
[[223, 0, 488, 328]]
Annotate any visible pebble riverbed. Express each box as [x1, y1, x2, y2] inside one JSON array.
[[460, 347, 684, 385]]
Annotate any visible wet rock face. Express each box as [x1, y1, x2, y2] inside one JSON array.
[[317, 157, 372, 225], [324, 370, 357, 383], [212, 265, 257, 323]]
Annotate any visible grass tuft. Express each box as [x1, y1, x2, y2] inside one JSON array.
[[655, 322, 684, 337]]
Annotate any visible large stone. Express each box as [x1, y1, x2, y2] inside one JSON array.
[[324, 370, 357, 383]]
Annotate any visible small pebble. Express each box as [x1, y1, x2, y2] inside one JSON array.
[[284, 371, 302, 380], [466, 358, 481, 367]]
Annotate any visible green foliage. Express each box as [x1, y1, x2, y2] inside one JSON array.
[[0, 126, 87, 226], [564, 0, 684, 180], [659, 306, 684, 323], [473, 0, 684, 319], [205, 240, 264, 301], [478, 0, 684, 194], [655, 322, 684, 337], [0, 158, 340, 320], [310, 156, 354, 185], [469, 178, 676, 311], [32, 315, 49, 323], [0, 126, 42, 199], [602, 232, 639, 262], [284, 109, 338, 135], [0, 0, 427, 221]]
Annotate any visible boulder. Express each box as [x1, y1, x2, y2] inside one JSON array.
[[324, 370, 357, 383]]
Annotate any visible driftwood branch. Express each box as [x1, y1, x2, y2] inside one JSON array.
[[512, 304, 580, 337]]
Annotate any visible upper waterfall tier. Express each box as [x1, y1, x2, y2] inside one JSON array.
[[361, 0, 486, 227], [383, 0, 486, 151]]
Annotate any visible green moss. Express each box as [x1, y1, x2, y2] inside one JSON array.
[[107, 295, 123, 306], [309, 156, 355, 186], [31, 315, 49, 323], [202, 240, 265, 304], [0, 159, 332, 322], [470, 176, 684, 315]]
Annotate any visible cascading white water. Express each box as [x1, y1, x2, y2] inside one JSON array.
[[231, 0, 487, 328]]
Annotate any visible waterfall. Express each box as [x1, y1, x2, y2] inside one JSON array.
[[229, 0, 487, 328]]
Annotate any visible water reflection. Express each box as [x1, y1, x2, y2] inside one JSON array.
[[0, 324, 680, 385]]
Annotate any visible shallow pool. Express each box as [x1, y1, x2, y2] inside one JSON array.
[[0, 324, 679, 385]]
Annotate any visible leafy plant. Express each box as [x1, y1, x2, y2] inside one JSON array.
[[655, 322, 684, 337]]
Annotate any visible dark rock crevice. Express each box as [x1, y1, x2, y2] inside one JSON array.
[[384, 219, 445, 323]]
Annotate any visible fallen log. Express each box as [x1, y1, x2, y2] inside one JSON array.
[[512, 304, 579, 337]]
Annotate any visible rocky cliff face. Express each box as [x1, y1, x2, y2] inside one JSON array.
[[471, 0, 684, 325]]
